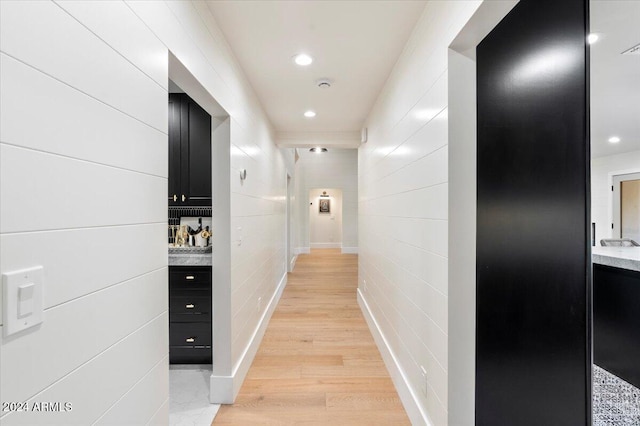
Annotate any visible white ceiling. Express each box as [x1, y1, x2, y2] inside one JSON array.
[[206, 0, 426, 139], [205, 1, 638, 157], [590, 1, 640, 158]]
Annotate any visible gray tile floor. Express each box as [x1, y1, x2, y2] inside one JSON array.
[[593, 364, 640, 426], [169, 365, 220, 426]]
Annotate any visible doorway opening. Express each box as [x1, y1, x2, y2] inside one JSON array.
[[308, 188, 343, 250], [167, 51, 230, 422], [612, 172, 640, 243], [286, 173, 294, 272]]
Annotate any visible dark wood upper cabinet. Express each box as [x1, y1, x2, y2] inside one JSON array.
[[168, 93, 212, 206]]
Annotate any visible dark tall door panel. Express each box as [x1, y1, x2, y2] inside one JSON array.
[[476, 0, 591, 425]]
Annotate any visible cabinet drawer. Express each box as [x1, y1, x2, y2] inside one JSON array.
[[169, 346, 212, 364], [170, 295, 211, 314], [170, 294, 211, 323], [169, 266, 211, 290], [169, 322, 211, 346]]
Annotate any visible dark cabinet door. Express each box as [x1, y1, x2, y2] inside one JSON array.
[[168, 93, 212, 206], [476, 0, 590, 424], [184, 97, 212, 206], [168, 96, 182, 205]]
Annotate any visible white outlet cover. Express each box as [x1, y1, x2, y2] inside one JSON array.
[[3, 266, 44, 337]]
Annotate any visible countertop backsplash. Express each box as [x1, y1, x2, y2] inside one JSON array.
[[168, 206, 212, 246]]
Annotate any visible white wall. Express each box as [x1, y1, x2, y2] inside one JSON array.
[[357, 2, 482, 425], [309, 188, 343, 248], [591, 149, 640, 244], [0, 0, 290, 422], [0, 1, 168, 424], [296, 148, 358, 253]]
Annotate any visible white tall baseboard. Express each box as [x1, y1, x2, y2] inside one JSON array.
[[357, 289, 433, 426], [296, 247, 310, 255], [310, 242, 341, 249], [341, 247, 358, 254], [210, 272, 287, 403]]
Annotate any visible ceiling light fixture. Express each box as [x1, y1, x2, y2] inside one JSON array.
[[608, 136, 621, 144], [316, 78, 332, 88], [587, 33, 599, 44], [293, 53, 313, 66], [310, 147, 327, 153], [304, 110, 316, 118]]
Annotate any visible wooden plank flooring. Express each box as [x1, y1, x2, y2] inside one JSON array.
[[213, 249, 410, 425]]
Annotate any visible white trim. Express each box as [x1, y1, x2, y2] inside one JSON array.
[[341, 247, 358, 254], [210, 272, 287, 403], [289, 254, 298, 272], [276, 131, 361, 149], [310, 242, 341, 249], [296, 247, 311, 255], [357, 289, 433, 426]]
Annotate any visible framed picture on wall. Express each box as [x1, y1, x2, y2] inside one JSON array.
[[319, 198, 331, 213]]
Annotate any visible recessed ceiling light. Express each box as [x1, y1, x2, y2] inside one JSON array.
[[304, 110, 316, 118], [608, 136, 621, 143], [587, 33, 599, 44], [310, 147, 327, 153], [293, 53, 313, 66]]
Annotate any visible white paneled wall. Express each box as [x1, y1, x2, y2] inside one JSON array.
[[0, 0, 168, 424], [591, 149, 640, 243], [296, 148, 358, 253], [128, 0, 290, 401], [357, 2, 481, 425], [1, 0, 290, 423]]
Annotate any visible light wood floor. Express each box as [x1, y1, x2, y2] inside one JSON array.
[[212, 249, 410, 425]]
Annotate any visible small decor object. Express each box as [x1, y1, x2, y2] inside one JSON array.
[[319, 198, 330, 213]]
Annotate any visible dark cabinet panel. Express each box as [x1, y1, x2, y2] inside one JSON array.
[[594, 265, 640, 388], [169, 266, 212, 364], [476, 0, 590, 424], [168, 93, 212, 206], [168, 96, 182, 204]]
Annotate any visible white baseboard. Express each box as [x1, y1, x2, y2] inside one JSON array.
[[289, 254, 297, 272], [310, 243, 341, 249], [296, 247, 310, 255], [210, 272, 287, 403], [357, 289, 433, 426], [341, 247, 358, 254]]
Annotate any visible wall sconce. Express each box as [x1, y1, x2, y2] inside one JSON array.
[[320, 191, 329, 197]]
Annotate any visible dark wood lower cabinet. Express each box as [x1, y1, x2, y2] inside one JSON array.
[[169, 266, 212, 364], [594, 264, 640, 388]]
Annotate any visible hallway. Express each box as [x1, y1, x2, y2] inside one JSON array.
[[213, 249, 410, 425]]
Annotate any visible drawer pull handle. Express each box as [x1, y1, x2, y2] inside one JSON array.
[[186, 337, 195, 343], [185, 304, 195, 309], [185, 275, 195, 280]]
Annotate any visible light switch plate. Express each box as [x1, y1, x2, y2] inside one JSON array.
[[2, 266, 44, 337]]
